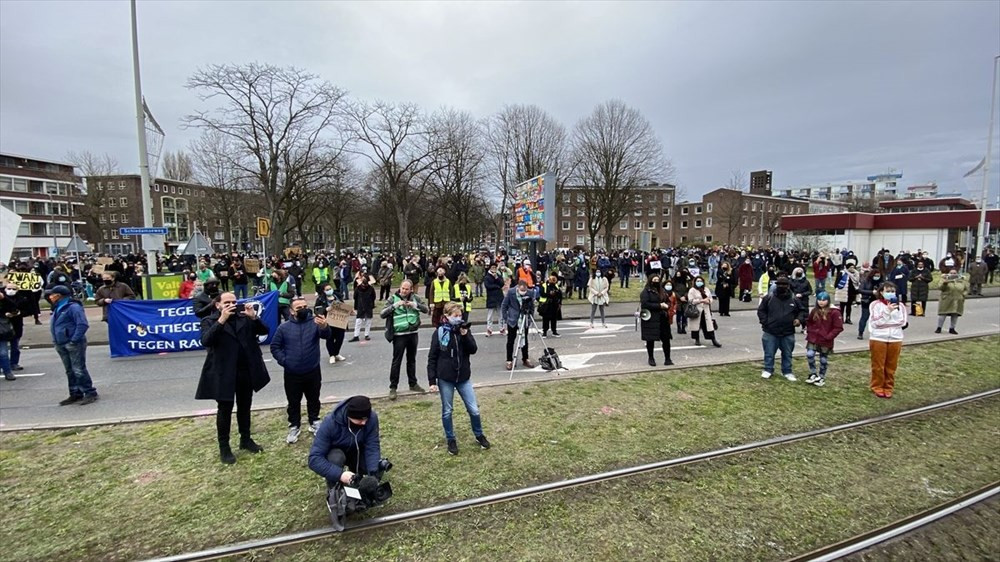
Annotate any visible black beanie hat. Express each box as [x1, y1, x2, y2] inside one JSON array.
[[346, 396, 372, 420]]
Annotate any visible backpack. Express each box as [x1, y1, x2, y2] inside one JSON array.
[[539, 347, 564, 371]]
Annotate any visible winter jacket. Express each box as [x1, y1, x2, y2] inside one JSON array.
[[937, 278, 967, 316], [270, 311, 330, 375], [588, 276, 610, 306], [888, 266, 910, 295], [353, 283, 376, 319], [969, 262, 989, 284], [427, 326, 478, 386], [379, 292, 428, 337], [500, 288, 534, 328], [789, 275, 812, 308], [538, 282, 563, 320], [867, 299, 907, 342], [909, 268, 932, 302], [757, 292, 806, 337], [686, 286, 715, 333], [50, 298, 88, 345], [195, 311, 270, 401], [805, 308, 844, 348], [484, 272, 505, 309], [640, 287, 672, 342], [95, 281, 136, 320], [308, 398, 382, 483]]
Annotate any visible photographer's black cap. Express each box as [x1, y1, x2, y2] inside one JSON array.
[[346, 396, 371, 420]]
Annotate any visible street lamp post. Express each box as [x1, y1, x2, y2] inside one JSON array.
[[976, 55, 999, 256]]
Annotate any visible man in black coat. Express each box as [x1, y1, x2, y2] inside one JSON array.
[[195, 292, 270, 464]]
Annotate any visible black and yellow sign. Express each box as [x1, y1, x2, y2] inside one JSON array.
[[256, 217, 271, 238]]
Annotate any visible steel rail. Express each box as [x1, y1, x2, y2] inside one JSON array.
[[785, 481, 1000, 562], [142, 387, 1000, 562]]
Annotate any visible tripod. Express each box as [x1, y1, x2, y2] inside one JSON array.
[[509, 310, 550, 380]]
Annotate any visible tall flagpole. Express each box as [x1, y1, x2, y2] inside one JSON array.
[[131, 0, 158, 287], [977, 55, 999, 257]]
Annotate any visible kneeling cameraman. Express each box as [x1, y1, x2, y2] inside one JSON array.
[[309, 395, 385, 487]]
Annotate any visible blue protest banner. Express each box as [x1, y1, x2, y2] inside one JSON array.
[[107, 291, 280, 358]]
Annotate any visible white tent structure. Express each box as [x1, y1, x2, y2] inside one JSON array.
[[0, 206, 22, 265], [63, 235, 90, 253], [179, 231, 213, 256]]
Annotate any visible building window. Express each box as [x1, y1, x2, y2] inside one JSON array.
[[741, 234, 746, 244], [120, 197, 127, 207], [648, 208, 656, 216], [752, 203, 757, 212], [751, 217, 757, 226], [695, 220, 702, 228], [634, 194, 643, 202], [121, 213, 128, 223], [576, 194, 584, 203], [563, 193, 570, 203], [768, 204, 773, 212], [112, 229, 119, 239], [109, 199, 117, 208], [633, 209, 641, 216], [741, 217, 747, 226], [743, 201, 748, 211], [706, 217, 713, 227], [577, 209, 585, 217], [647, 221, 654, 229], [99, 213, 105, 224], [782, 205, 787, 213], [577, 221, 584, 230], [620, 221, 628, 230], [154, 184, 159, 192], [161, 197, 190, 243], [562, 221, 570, 230], [562, 208, 570, 217], [681, 207, 689, 215], [662, 220, 670, 229], [119, 180, 126, 188], [705, 235, 713, 242], [110, 214, 118, 223], [186, 188, 191, 196], [201, 190, 206, 197], [681, 220, 688, 229], [706, 203, 712, 212], [750, 236, 756, 245], [695, 206, 702, 214]]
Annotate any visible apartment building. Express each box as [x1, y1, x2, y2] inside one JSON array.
[[553, 183, 677, 250]]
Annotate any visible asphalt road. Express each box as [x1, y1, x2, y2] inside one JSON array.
[[1, 297, 998, 430]]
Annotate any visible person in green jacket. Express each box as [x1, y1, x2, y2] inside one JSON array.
[[379, 280, 429, 400], [470, 259, 486, 299], [935, 269, 967, 335], [268, 269, 294, 322]]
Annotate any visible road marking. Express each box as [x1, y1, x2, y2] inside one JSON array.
[[7, 372, 45, 378], [581, 335, 617, 339]]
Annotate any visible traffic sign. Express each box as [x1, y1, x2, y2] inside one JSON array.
[[120, 227, 168, 236], [257, 217, 270, 238]]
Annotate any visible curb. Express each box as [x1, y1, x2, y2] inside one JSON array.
[[3, 332, 996, 433]]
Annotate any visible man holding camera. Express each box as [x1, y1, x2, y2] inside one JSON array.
[[501, 279, 537, 370], [196, 292, 270, 464], [271, 297, 330, 444], [308, 395, 386, 488], [380, 280, 428, 400]]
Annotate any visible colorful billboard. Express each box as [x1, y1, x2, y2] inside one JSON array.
[[512, 173, 555, 242]]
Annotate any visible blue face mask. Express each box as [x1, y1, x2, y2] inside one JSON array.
[[664, 285, 673, 292], [324, 289, 334, 297], [448, 316, 464, 326], [695, 281, 704, 288]]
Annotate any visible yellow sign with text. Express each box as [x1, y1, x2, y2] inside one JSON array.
[[257, 217, 270, 238]]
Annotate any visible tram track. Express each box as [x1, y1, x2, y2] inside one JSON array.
[[143, 387, 1000, 562]]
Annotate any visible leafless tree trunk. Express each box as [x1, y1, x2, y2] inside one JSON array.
[[430, 109, 490, 249], [570, 99, 672, 254], [161, 150, 196, 182], [184, 63, 346, 254], [716, 192, 744, 245], [726, 169, 748, 192], [343, 101, 442, 253]]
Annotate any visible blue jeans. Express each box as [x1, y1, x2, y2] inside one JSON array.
[[857, 305, 871, 337], [0, 340, 11, 375], [55, 341, 97, 397], [9, 336, 20, 366], [815, 278, 826, 296], [233, 284, 248, 299], [437, 379, 483, 440], [761, 332, 796, 375]]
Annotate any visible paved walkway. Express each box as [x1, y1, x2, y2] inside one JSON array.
[[17, 286, 1000, 348]]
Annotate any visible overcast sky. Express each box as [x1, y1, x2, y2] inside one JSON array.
[[1, 0, 998, 202]]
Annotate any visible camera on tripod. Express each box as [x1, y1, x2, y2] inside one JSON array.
[[328, 457, 394, 531]]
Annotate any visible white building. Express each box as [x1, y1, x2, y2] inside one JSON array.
[[774, 172, 904, 202]]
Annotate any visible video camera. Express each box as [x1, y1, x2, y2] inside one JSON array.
[[327, 458, 394, 532]]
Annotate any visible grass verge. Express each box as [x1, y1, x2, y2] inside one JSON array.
[[278, 397, 1000, 561], [0, 336, 997, 561]]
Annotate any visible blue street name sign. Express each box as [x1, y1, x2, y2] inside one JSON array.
[[120, 227, 169, 236]]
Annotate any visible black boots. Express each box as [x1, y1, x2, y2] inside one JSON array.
[[663, 356, 673, 366], [219, 443, 236, 465], [648, 356, 656, 366], [711, 336, 722, 348], [239, 436, 264, 453]]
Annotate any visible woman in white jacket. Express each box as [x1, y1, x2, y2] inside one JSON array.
[[867, 282, 907, 399], [686, 276, 722, 347], [587, 270, 610, 328]]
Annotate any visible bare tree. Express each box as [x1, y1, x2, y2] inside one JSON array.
[[430, 108, 490, 249], [715, 191, 745, 245], [570, 99, 672, 254], [726, 169, 748, 192], [343, 100, 443, 253], [483, 104, 567, 249], [65, 150, 122, 249], [189, 130, 260, 250], [161, 150, 195, 182], [184, 63, 347, 252]]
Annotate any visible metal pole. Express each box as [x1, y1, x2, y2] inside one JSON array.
[[977, 55, 999, 258], [130, 0, 158, 281], [48, 190, 59, 256]]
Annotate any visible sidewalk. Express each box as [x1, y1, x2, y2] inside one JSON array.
[[17, 287, 1000, 348]]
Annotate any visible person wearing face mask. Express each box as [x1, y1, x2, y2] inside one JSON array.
[[316, 282, 347, 364], [349, 274, 376, 342], [834, 264, 860, 325], [430, 267, 452, 328], [196, 291, 270, 464], [967, 257, 988, 296], [587, 269, 610, 329], [501, 280, 537, 370], [0, 283, 21, 380], [484, 262, 505, 337], [738, 258, 754, 303], [789, 267, 813, 319], [687, 276, 722, 347], [938, 252, 960, 274], [639, 275, 674, 366], [178, 273, 197, 300], [757, 275, 807, 382], [935, 270, 967, 334], [271, 297, 330, 444], [538, 273, 563, 338], [268, 269, 294, 323], [309, 396, 385, 489], [94, 271, 136, 322], [380, 280, 429, 400], [47, 285, 99, 405], [867, 283, 908, 399], [427, 302, 490, 455], [889, 259, 910, 306], [715, 261, 734, 316], [908, 261, 932, 316], [856, 269, 882, 339]]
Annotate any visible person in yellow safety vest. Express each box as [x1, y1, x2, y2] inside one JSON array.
[[431, 267, 452, 328], [453, 273, 474, 323], [312, 258, 330, 287]]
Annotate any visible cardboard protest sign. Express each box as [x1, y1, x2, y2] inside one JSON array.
[[97, 257, 114, 266], [244, 259, 261, 273], [325, 301, 353, 330], [91, 264, 106, 275]]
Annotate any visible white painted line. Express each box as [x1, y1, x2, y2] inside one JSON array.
[[581, 335, 617, 339], [6, 372, 45, 378]]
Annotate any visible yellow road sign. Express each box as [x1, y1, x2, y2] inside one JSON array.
[[256, 217, 270, 238]]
